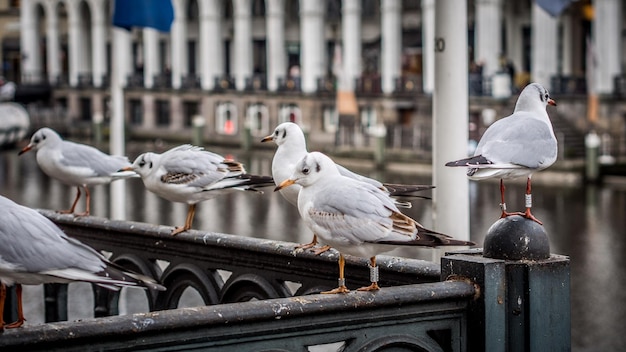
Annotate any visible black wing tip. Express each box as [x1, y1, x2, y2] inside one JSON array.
[[445, 155, 491, 167]]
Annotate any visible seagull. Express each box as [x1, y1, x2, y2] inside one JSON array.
[[0, 195, 165, 331], [262, 122, 434, 253], [275, 152, 473, 294], [18, 127, 133, 216], [120, 144, 274, 236], [445, 82, 558, 224]]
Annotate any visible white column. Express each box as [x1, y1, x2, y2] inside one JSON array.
[[300, 1, 325, 93], [67, 1, 83, 86], [20, 0, 42, 83], [199, 0, 224, 90], [531, 2, 558, 89], [475, 0, 502, 77], [381, 0, 402, 94], [341, 0, 361, 92], [110, 28, 131, 220], [266, 0, 286, 91], [45, 8, 61, 84], [143, 28, 160, 88], [561, 13, 573, 75], [233, 0, 253, 90], [433, 0, 469, 240], [91, 7, 106, 87], [171, 0, 188, 89], [421, 0, 435, 94], [593, 0, 622, 94], [504, 5, 524, 74]]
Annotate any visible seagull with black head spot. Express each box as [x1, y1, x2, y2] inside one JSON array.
[[19, 127, 133, 216], [275, 152, 473, 294], [120, 144, 274, 236], [446, 82, 558, 224]]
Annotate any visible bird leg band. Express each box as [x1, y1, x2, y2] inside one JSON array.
[[368, 263, 379, 283], [500, 202, 507, 212], [337, 277, 346, 287], [525, 194, 532, 209]]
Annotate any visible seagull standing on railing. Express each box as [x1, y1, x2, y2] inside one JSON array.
[[262, 122, 434, 253], [445, 82, 558, 224], [119, 144, 274, 236], [18, 127, 133, 216], [0, 195, 165, 331], [275, 152, 474, 294]]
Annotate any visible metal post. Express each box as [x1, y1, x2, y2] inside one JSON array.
[[369, 124, 387, 170], [585, 130, 600, 182], [432, 0, 469, 240], [442, 231, 571, 351]]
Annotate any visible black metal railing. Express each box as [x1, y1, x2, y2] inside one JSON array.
[[0, 210, 475, 351]]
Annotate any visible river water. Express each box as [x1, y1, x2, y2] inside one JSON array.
[[1, 141, 624, 351]]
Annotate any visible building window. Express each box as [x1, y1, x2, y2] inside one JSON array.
[[183, 101, 199, 127], [156, 100, 170, 126], [360, 106, 376, 129], [216, 102, 238, 135], [279, 104, 302, 125], [129, 99, 143, 126], [80, 97, 91, 122], [323, 105, 338, 133], [252, 0, 266, 17], [246, 103, 269, 137]]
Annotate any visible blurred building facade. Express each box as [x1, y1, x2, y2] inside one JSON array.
[[11, 0, 626, 157]]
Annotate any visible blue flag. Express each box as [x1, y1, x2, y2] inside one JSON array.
[[112, 0, 174, 32], [536, 0, 572, 18]]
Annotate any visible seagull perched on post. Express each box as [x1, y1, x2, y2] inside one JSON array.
[[0, 195, 165, 331], [120, 144, 274, 236], [263, 122, 434, 253], [275, 152, 473, 294], [445, 82, 558, 224], [18, 127, 133, 216]]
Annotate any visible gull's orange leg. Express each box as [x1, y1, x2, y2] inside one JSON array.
[[74, 186, 91, 217], [4, 284, 25, 328], [59, 186, 82, 214], [522, 176, 543, 225], [172, 204, 196, 236], [295, 234, 319, 251], [499, 179, 524, 219], [357, 257, 381, 291], [322, 254, 350, 294]]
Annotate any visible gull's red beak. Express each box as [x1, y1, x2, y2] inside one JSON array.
[[548, 98, 557, 107], [18, 144, 33, 156]]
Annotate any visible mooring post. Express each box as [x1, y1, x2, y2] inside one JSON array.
[[442, 216, 571, 351]]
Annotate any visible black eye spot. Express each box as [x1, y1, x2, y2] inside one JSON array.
[[34, 137, 40, 143]]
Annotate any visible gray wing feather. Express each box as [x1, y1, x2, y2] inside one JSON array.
[[1, 198, 106, 273], [60, 141, 130, 176], [160, 146, 240, 188], [476, 114, 557, 168]]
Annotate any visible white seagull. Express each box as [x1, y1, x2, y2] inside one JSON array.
[[19, 127, 132, 216], [0, 195, 165, 331], [121, 144, 274, 236], [446, 82, 558, 224], [262, 122, 434, 253], [275, 152, 473, 294]]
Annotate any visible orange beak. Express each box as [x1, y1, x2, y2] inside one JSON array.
[[261, 135, 273, 143], [548, 98, 557, 107], [18, 144, 33, 156], [118, 166, 133, 172], [274, 179, 295, 192]]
